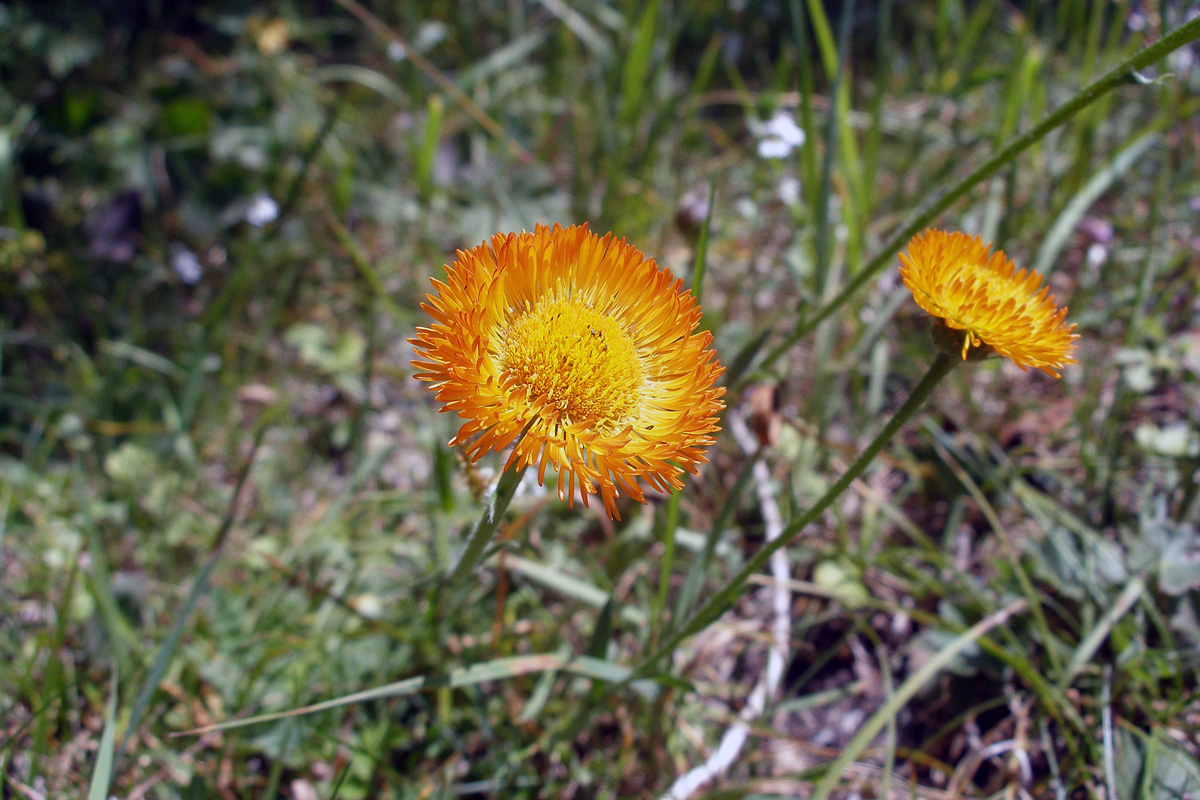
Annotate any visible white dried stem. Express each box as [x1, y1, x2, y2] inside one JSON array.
[[663, 411, 790, 800]]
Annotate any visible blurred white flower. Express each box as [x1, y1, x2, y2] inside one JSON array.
[[735, 196, 758, 219], [1169, 46, 1194, 74], [758, 138, 793, 159], [348, 593, 384, 620], [777, 175, 802, 205], [246, 192, 279, 227], [170, 244, 202, 285], [756, 111, 806, 159]]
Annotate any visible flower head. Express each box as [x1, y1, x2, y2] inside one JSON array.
[[410, 223, 725, 519], [756, 111, 806, 159], [898, 229, 1079, 377]]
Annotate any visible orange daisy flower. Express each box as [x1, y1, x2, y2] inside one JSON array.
[[898, 229, 1079, 377], [410, 223, 725, 519]]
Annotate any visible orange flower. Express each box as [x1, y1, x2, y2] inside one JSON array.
[[899, 229, 1079, 377], [410, 223, 725, 519]]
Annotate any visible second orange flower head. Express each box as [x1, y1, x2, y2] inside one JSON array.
[[899, 229, 1079, 377], [410, 223, 726, 519]]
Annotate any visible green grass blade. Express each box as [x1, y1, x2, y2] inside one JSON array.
[[178, 653, 654, 736], [802, 0, 837, 77], [1059, 576, 1145, 690], [618, 0, 660, 125], [672, 453, 757, 628], [504, 554, 647, 627], [863, 0, 894, 205], [690, 178, 717, 307], [415, 94, 445, 198], [311, 64, 407, 105], [651, 492, 680, 643], [787, 0, 820, 203], [588, 599, 615, 660], [1033, 129, 1160, 276], [86, 671, 118, 800], [811, 0, 856, 295]]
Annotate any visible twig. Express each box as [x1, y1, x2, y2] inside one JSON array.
[[662, 411, 790, 799]]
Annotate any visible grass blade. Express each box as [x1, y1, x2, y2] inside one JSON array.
[[86, 671, 118, 800], [1033, 129, 1160, 276], [672, 453, 757, 628], [619, 0, 660, 125], [177, 653, 655, 736], [1059, 576, 1145, 690], [504, 554, 647, 627], [690, 178, 717, 307]]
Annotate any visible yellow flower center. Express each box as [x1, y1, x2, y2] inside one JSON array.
[[498, 296, 643, 433]]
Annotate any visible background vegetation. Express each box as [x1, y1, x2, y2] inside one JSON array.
[[3, 0, 1200, 797]]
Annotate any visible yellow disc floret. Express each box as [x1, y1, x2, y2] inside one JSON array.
[[498, 296, 643, 434]]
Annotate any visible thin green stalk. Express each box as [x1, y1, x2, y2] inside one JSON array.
[[746, 15, 1200, 387], [863, 0, 895, 205], [266, 97, 345, 236], [786, 0, 819, 207], [650, 493, 680, 647], [637, 352, 956, 675], [812, 0, 855, 295], [671, 452, 758, 628], [85, 671, 118, 800], [450, 463, 527, 581], [690, 178, 717, 307]]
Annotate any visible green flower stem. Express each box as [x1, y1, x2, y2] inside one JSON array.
[[636, 352, 957, 677], [746, 14, 1200, 388], [450, 463, 527, 581], [650, 492, 682, 648]]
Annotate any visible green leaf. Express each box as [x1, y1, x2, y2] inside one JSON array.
[[1116, 726, 1200, 800], [587, 597, 615, 659], [86, 671, 118, 800], [504, 554, 648, 628], [178, 653, 657, 736], [618, 0, 659, 124]]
